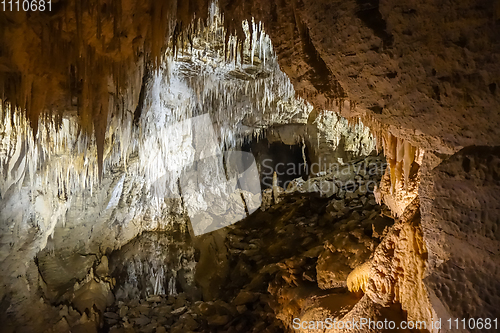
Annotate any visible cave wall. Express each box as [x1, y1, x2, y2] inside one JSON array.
[[244, 0, 500, 326], [245, 0, 500, 153], [420, 146, 500, 329]]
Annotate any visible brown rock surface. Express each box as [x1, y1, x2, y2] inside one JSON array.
[[420, 146, 500, 325], [240, 0, 500, 153]]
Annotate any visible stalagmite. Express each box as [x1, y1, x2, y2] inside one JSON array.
[[347, 261, 371, 293], [272, 171, 279, 204]]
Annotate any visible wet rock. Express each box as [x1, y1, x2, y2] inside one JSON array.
[[207, 314, 230, 326], [96, 256, 109, 277], [171, 306, 187, 315], [134, 315, 151, 327], [233, 290, 259, 305]]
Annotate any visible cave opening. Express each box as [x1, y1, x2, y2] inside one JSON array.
[[242, 137, 310, 190]]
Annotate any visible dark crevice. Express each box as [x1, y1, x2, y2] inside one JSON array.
[[355, 0, 394, 48], [432, 85, 441, 101], [462, 157, 471, 173], [386, 71, 398, 79], [243, 138, 310, 190], [300, 25, 346, 99], [402, 8, 417, 15], [369, 105, 384, 114], [133, 68, 153, 125], [453, 34, 468, 48], [489, 83, 497, 95], [240, 192, 250, 216]]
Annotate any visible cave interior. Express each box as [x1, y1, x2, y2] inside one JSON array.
[[1, 1, 500, 332]]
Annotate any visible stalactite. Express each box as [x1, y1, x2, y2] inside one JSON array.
[[0, 1, 376, 237], [403, 141, 416, 191], [366, 122, 423, 216], [0, 0, 227, 180]]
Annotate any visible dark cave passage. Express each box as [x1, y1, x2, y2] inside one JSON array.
[[242, 138, 310, 190]]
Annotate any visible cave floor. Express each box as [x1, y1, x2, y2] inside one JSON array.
[[101, 165, 417, 332]]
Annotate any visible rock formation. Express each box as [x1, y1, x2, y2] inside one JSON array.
[[1, 0, 499, 332]]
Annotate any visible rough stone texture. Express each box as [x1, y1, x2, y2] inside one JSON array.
[[247, 0, 500, 153], [5, 0, 500, 155], [296, 294, 415, 333], [420, 146, 500, 330], [363, 199, 436, 331], [100, 162, 395, 333], [109, 227, 198, 301], [243, 2, 500, 324], [259, 164, 396, 330], [262, 109, 375, 177]]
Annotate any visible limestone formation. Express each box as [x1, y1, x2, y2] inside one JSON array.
[[1, 0, 500, 332]]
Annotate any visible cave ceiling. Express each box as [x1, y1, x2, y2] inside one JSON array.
[[1, 0, 498, 163]]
